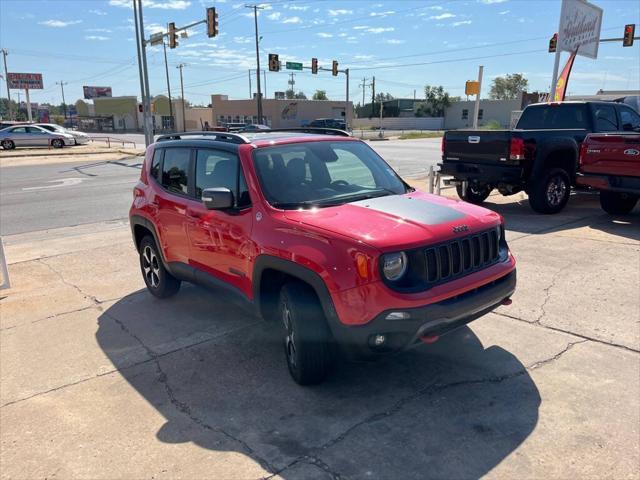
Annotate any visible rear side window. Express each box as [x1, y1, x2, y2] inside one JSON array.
[[516, 104, 588, 129], [620, 107, 640, 131], [161, 148, 191, 195], [594, 105, 618, 132], [150, 148, 162, 180]]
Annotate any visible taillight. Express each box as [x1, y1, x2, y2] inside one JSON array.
[[441, 135, 445, 154], [509, 137, 525, 160]]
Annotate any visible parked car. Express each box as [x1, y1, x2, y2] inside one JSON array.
[[0, 124, 74, 149], [239, 124, 270, 132], [308, 118, 347, 130], [36, 123, 90, 145], [222, 122, 248, 132], [576, 132, 640, 214], [440, 101, 640, 214], [0, 121, 31, 130], [129, 130, 516, 385]]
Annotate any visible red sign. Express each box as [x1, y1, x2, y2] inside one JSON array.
[[83, 86, 113, 99], [7, 72, 43, 90]]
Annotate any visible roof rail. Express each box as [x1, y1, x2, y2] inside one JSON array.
[[264, 127, 351, 137], [155, 131, 250, 144]]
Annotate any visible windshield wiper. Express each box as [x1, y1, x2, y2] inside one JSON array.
[[271, 201, 322, 209]]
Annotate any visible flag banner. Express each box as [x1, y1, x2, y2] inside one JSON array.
[[553, 50, 577, 102]]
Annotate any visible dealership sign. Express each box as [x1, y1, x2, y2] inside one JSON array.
[[557, 0, 603, 59], [83, 86, 113, 99], [7, 72, 44, 89]]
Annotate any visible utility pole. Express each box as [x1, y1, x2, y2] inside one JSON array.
[[177, 63, 186, 132], [133, 0, 153, 146], [247, 5, 264, 123], [472, 65, 484, 130], [359, 77, 368, 108], [345, 68, 350, 128], [288, 72, 296, 95], [56, 81, 68, 120], [248, 69, 252, 98], [371, 76, 376, 106], [1, 49, 11, 120], [162, 41, 174, 131]]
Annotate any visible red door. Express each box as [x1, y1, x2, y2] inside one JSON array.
[[186, 148, 255, 297]]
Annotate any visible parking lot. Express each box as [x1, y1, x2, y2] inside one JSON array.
[[1, 150, 638, 479]]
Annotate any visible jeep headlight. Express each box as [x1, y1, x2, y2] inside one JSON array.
[[382, 252, 408, 281]]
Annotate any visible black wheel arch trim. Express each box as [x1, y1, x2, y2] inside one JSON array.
[[532, 138, 580, 181], [130, 215, 169, 269], [252, 255, 341, 327]]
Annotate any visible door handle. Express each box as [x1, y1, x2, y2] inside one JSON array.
[[186, 208, 204, 219]]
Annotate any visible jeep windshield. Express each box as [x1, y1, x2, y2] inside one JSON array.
[[253, 141, 408, 209]]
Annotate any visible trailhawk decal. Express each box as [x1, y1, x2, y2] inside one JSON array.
[[351, 195, 466, 225]]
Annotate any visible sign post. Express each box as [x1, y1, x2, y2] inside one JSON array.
[[550, 0, 603, 99], [472, 66, 484, 130]]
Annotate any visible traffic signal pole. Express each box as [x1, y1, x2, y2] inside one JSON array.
[[247, 5, 264, 124], [345, 68, 350, 127], [472, 65, 483, 130], [133, 0, 153, 147], [1, 49, 12, 121]]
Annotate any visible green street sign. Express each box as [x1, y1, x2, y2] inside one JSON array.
[[286, 62, 303, 71]]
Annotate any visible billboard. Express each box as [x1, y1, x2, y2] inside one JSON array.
[[557, 0, 603, 59], [83, 86, 113, 99], [7, 72, 43, 89]]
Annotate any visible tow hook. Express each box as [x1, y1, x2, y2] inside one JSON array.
[[420, 334, 440, 344], [501, 298, 513, 306]]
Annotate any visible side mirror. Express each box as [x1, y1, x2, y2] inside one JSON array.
[[622, 122, 633, 131], [202, 187, 234, 210]]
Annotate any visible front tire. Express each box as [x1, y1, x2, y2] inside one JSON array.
[[139, 236, 181, 298], [279, 282, 334, 385], [599, 191, 638, 215], [528, 168, 571, 214], [51, 139, 64, 149], [1, 139, 15, 150], [456, 182, 492, 204]]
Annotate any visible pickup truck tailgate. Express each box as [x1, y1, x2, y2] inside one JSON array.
[[444, 130, 511, 164]]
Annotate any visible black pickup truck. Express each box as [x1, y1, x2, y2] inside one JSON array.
[[440, 101, 640, 213]]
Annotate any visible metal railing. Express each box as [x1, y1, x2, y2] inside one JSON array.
[[88, 136, 138, 149], [0, 238, 10, 290]]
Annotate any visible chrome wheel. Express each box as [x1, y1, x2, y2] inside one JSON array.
[[546, 175, 567, 207], [142, 245, 160, 289], [282, 302, 297, 368]]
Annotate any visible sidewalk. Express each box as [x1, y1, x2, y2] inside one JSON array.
[[0, 144, 144, 168], [0, 195, 638, 479]]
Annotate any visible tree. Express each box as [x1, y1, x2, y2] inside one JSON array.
[[312, 90, 328, 100], [286, 89, 307, 100], [415, 85, 451, 117], [374, 92, 394, 103], [489, 73, 529, 100]]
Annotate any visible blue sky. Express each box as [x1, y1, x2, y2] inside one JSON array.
[[1, 0, 639, 106]]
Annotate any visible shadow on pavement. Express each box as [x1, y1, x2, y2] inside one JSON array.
[[97, 286, 540, 479], [483, 190, 640, 242]]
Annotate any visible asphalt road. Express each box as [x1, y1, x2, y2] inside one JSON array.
[[1, 138, 441, 236]]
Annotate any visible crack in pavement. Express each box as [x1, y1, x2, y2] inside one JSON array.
[[105, 311, 279, 476], [534, 261, 573, 326], [37, 258, 101, 305], [266, 338, 589, 480]]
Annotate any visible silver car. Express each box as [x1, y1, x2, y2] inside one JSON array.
[[0, 125, 74, 149], [36, 123, 90, 145]]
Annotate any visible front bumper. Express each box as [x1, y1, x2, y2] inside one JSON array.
[[439, 160, 524, 184], [576, 172, 640, 195], [74, 136, 90, 145], [328, 269, 516, 358]]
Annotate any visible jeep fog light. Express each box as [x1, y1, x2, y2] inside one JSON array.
[[385, 311, 410, 320], [382, 252, 407, 281], [373, 334, 386, 346]]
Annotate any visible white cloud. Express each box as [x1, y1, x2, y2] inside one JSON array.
[[480, 0, 508, 3], [85, 35, 110, 41], [39, 19, 82, 27], [428, 5, 444, 10], [282, 16, 302, 24], [267, 12, 281, 20], [288, 5, 309, 10], [353, 26, 369, 30], [317, 32, 333, 38], [233, 36, 251, 44], [89, 9, 107, 15], [370, 11, 395, 17], [383, 39, 405, 44], [499, 10, 510, 14], [338, 32, 348, 37], [328, 9, 353, 16], [452, 20, 472, 26], [86, 28, 113, 33], [430, 13, 455, 20], [145, 23, 164, 34], [366, 27, 394, 34], [354, 54, 374, 60], [108, 0, 191, 9]]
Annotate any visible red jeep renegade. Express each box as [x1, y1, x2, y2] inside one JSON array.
[[129, 129, 516, 385]]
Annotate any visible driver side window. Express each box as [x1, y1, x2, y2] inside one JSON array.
[[620, 108, 640, 131], [594, 105, 619, 132]]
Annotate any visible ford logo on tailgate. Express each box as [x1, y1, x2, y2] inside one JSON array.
[[624, 149, 639, 156], [468, 136, 480, 144]]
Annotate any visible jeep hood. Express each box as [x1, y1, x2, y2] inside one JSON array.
[[283, 191, 501, 251]]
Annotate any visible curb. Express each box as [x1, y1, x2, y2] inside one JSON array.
[[0, 148, 143, 159]]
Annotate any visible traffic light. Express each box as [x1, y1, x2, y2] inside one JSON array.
[[311, 57, 318, 74], [549, 33, 557, 53], [207, 7, 219, 38], [332, 60, 338, 76], [168, 22, 178, 49], [623, 24, 635, 47], [268, 53, 280, 72]]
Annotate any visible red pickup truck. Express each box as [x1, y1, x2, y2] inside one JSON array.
[[577, 133, 640, 214]]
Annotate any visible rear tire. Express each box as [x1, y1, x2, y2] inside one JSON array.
[[599, 191, 638, 215], [1, 139, 15, 150], [528, 168, 571, 214], [279, 282, 334, 385], [456, 183, 492, 205], [139, 236, 181, 298], [51, 139, 64, 149]]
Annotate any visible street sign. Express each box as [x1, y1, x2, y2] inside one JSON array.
[[83, 86, 113, 99], [286, 62, 303, 71], [149, 32, 164, 46], [465, 81, 480, 96], [7, 72, 43, 89], [557, 0, 603, 59]]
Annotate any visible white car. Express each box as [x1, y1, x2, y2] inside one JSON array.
[[0, 125, 75, 149], [36, 123, 90, 145]]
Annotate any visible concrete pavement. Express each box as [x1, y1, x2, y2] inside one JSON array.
[[1, 189, 638, 479]]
